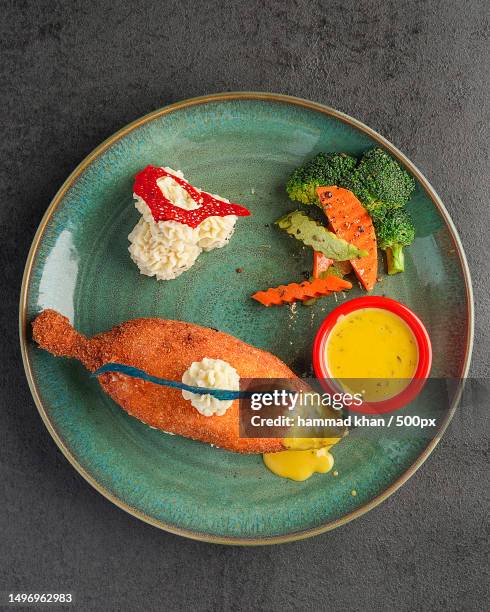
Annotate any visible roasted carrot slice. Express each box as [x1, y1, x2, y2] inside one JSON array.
[[312, 251, 333, 279], [252, 276, 352, 307], [317, 186, 378, 291]]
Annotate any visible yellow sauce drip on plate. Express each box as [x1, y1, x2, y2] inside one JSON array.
[[326, 308, 418, 401], [263, 447, 335, 482], [263, 437, 341, 481]]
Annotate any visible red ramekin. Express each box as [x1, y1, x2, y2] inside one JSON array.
[[312, 296, 432, 414]]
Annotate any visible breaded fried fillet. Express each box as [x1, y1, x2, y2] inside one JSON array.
[[32, 310, 345, 453]]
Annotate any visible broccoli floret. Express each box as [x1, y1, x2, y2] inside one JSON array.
[[372, 207, 416, 274], [286, 152, 357, 206], [346, 148, 415, 213]]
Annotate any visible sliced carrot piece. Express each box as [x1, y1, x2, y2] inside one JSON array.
[[316, 186, 378, 291], [252, 276, 352, 307], [312, 251, 333, 279]]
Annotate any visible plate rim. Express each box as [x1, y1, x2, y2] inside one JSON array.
[[19, 91, 474, 545]]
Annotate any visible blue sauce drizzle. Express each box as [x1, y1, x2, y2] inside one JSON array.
[[92, 362, 244, 401]]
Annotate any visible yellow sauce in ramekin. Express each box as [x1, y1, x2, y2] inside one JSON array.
[[264, 307, 422, 481], [326, 307, 419, 401]]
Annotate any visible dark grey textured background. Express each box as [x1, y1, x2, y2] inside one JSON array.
[[1, 1, 489, 610]]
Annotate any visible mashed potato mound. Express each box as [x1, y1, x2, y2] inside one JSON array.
[[197, 213, 237, 250], [128, 218, 201, 281], [129, 167, 239, 280]]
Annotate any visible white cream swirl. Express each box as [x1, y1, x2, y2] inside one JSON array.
[[181, 358, 240, 417]]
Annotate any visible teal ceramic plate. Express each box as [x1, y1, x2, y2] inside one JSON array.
[[20, 93, 473, 544]]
